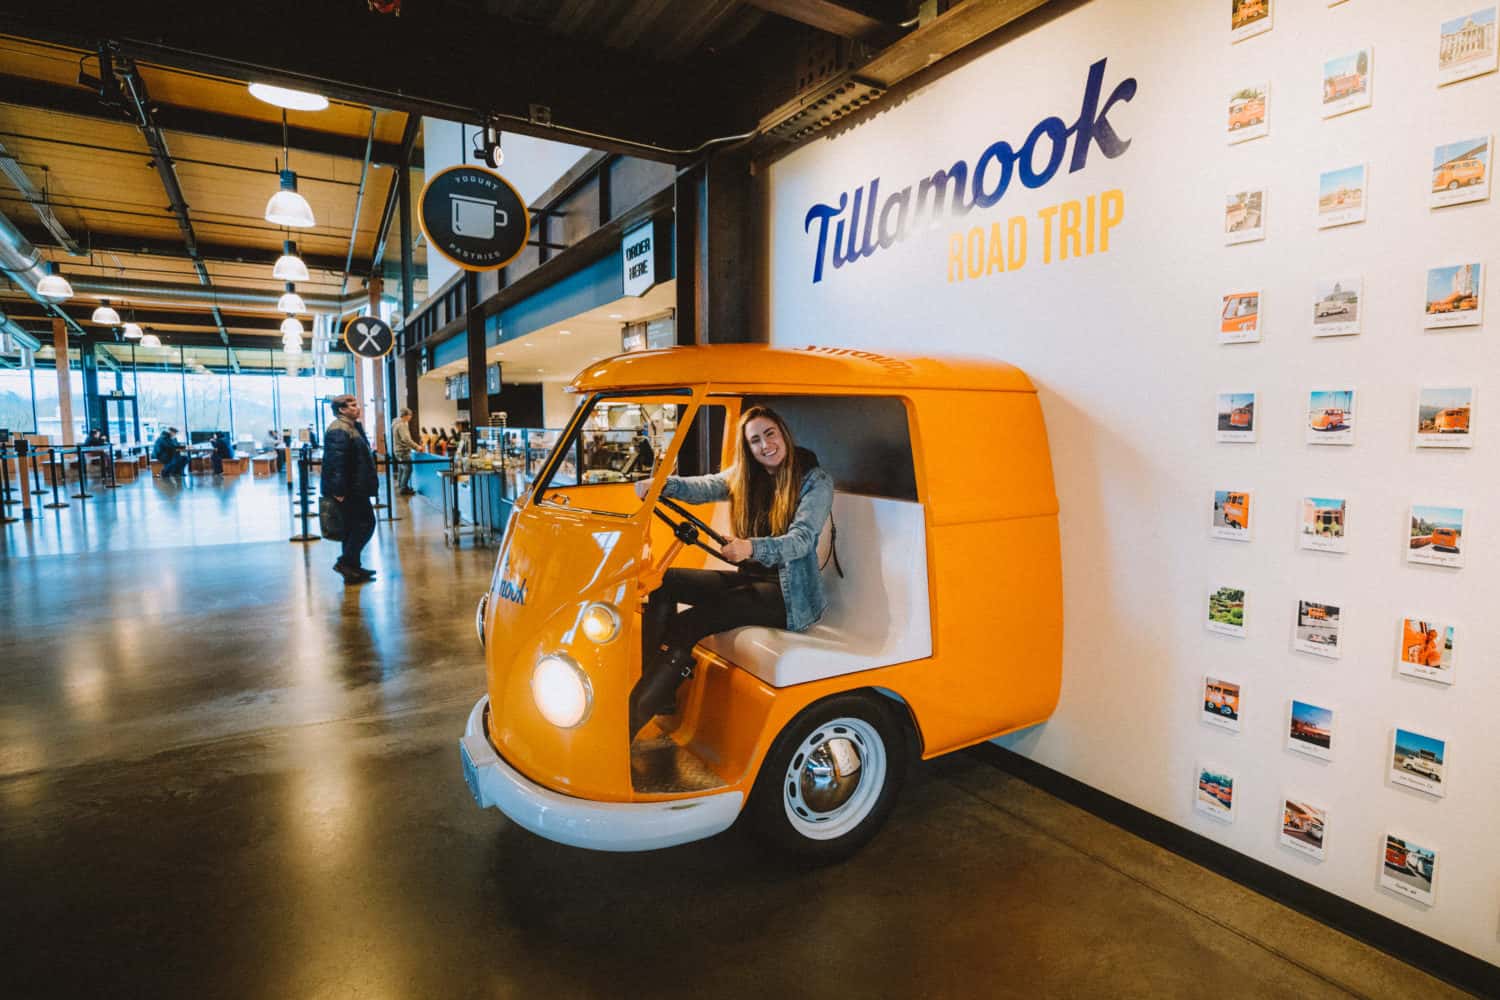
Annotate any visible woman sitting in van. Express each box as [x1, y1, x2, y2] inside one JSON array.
[[630, 406, 834, 736]]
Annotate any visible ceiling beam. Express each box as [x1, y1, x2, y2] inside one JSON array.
[[0, 138, 82, 254], [369, 114, 421, 279], [740, 0, 908, 44], [0, 72, 417, 168], [1, 298, 288, 331]]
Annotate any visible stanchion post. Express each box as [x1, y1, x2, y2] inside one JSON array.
[[289, 442, 320, 542], [103, 447, 118, 489], [43, 447, 68, 509], [72, 444, 94, 500], [381, 451, 401, 522], [0, 443, 17, 524], [16, 440, 34, 519]]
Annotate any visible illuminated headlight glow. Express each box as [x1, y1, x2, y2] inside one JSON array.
[[532, 653, 592, 728], [474, 592, 489, 647], [580, 602, 621, 644]]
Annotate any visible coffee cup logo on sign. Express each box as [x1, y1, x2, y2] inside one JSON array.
[[419, 166, 529, 272]]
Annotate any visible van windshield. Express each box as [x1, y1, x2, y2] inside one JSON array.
[[535, 394, 690, 516]]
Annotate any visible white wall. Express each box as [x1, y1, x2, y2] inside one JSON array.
[[542, 380, 579, 428], [766, 0, 1498, 962], [417, 377, 459, 435]]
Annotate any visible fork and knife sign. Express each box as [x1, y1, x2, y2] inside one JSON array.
[[344, 316, 394, 359]]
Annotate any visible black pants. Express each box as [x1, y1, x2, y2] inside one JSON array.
[[339, 496, 376, 569], [644, 568, 787, 658]]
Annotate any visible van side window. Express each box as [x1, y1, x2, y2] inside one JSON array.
[[738, 395, 918, 500]]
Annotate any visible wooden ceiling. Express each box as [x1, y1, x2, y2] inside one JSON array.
[[0, 35, 426, 344]]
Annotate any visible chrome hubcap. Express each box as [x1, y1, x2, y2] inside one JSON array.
[[781, 716, 887, 841], [799, 736, 864, 812]]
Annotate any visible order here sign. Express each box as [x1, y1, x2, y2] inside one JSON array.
[[622, 219, 656, 296]]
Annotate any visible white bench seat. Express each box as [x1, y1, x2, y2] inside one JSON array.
[[699, 492, 932, 687]]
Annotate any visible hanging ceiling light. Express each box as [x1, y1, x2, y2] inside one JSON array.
[[91, 299, 121, 325], [139, 332, 161, 348], [36, 261, 73, 300], [122, 323, 143, 340], [281, 335, 304, 354], [247, 83, 329, 112], [276, 283, 306, 315], [264, 110, 315, 228], [280, 315, 305, 337], [265, 169, 315, 228], [272, 239, 310, 282]]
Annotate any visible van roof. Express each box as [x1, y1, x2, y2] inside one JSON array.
[[569, 345, 1036, 394]]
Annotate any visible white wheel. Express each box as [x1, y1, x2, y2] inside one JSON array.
[[781, 717, 887, 841]]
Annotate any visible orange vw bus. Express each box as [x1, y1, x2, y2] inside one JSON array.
[[1228, 97, 1265, 130], [1432, 527, 1460, 552], [1310, 408, 1345, 431], [1223, 492, 1250, 529], [1434, 406, 1470, 433], [460, 346, 1062, 858], [1433, 156, 1485, 191]]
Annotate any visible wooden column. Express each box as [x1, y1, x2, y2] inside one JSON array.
[[53, 317, 74, 445], [464, 272, 489, 428]]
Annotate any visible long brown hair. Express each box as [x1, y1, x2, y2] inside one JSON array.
[[728, 406, 803, 538]]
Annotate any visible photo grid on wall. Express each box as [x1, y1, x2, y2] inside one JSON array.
[[1204, 1, 1494, 902]]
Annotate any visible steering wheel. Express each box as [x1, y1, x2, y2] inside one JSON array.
[[652, 496, 730, 558]]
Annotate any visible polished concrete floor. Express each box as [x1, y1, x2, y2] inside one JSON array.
[[0, 477, 1471, 999]]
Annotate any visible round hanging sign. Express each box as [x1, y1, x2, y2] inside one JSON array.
[[418, 165, 530, 272], [344, 315, 395, 359]]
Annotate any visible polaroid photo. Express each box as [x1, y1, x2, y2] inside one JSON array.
[[1408, 504, 1466, 568], [1306, 388, 1356, 444], [1294, 600, 1341, 658], [1430, 136, 1491, 208], [1415, 387, 1474, 449], [1286, 700, 1335, 761], [1300, 496, 1348, 553], [1390, 727, 1448, 798], [1207, 586, 1247, 637], [1220, 292, 1262, 344], [1322, 47, 1373, 117], [1312, 276, 1361, 336], [1398, 618, 1457, 685], [1217, 392, 1257, 441], [1318, 164, 1367, 228], [1381, 834, 1438, 905], [1281, 800, 1328, 861], [1202, 677, 1242, 733], [1228, 84, 1270, 143], [1438, 7, 1498, 86], [1424, 263, 1484, 328], [1225, 189, 1267, 244], [1231, 0, 1273, 43], [1195, 763, 1237, 823], [1212, 490, 1253, 541]]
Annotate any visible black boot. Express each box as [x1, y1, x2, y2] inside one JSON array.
[[628, 647, 695, 739]]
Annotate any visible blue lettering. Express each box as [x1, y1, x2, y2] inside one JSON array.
[[971, 141, 1015, 209], [1020, 116, 1067, 188], [1067, 58, 1136, 172], [803, 194, 846, 284]]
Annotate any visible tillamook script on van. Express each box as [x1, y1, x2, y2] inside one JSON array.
[[801, 58, 1138, 284]]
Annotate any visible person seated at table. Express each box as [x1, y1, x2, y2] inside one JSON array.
[[153, 427, 188, 480], [210, 431, 233, 476], [84, 427, 108, 450]]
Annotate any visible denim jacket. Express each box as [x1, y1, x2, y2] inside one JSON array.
[[661, 461, 835, 632]]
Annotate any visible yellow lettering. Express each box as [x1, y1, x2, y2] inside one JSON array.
[[1008, 215, 1027, 270], [986, 223, 1006, 274], [1060, 199, 1082, 260], [1036, 205, 1059, 264], [966, 227, 985, 280], [947, 233, 965, 282], [1085, 194, 1097, 256], [1100, 189, 1124, 252]]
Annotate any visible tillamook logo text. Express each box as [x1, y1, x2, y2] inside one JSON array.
[[801, 58, 1138, 284]]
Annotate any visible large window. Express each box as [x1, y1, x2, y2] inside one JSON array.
[[0, 365, 36, 432]]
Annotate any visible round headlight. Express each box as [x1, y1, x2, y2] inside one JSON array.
[[474, 592, 489, 647], [532, 653, 592, 728], [580, 602, 621, 644]]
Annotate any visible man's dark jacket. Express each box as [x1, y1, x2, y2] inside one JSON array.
[[321, 415, 378, 499]]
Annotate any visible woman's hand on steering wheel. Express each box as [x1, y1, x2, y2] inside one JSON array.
[[634, 478, 651, 500], [720, 538, 752, 563]]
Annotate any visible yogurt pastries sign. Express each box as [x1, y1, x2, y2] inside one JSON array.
[[419, 166, 530, 272]]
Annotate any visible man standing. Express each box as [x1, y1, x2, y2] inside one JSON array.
[[321, 395, 379, 583], [390, 407, 418, 496]]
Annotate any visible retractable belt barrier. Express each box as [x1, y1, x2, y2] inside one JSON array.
[[378, 453, 401, 522], [72, 445, 94, 501], [43, 447, 68, 509], [289, 443, 320, 543], [0, 443, 17, 524]]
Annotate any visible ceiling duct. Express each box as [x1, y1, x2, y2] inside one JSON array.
[[66, 276, 362, 314], [0, 206, 86, 337]]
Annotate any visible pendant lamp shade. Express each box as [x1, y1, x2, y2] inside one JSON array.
[[36, 261, 73, 300], [248, 83, 329, 112], [272, 240, 310, 282], [139, 332, 161, 348], [281, 334, 304, 353], [122, 323, 144, 340], [280, 316, 305, 337], [91, 300, 122, 325], [265, 170, 316, 228], [276, 284, 307, 315]]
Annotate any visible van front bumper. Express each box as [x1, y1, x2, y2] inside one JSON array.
[[459, 695, 743, 852]]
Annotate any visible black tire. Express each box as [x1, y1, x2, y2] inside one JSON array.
[[746, 691, 909, 863]]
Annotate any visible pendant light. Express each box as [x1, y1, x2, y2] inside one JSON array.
[[139, 332, 161, 348], [272, 239, 310, 282], [36, 261, 73, 300], [122, 323, 143, 340], [276, 283, 306, 315], [248, 83, 329, 112], [280, 315, 305, 337], [91, 299, 121, 325], [264, 111, 315, 228], [281, 332, 304, 354]]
